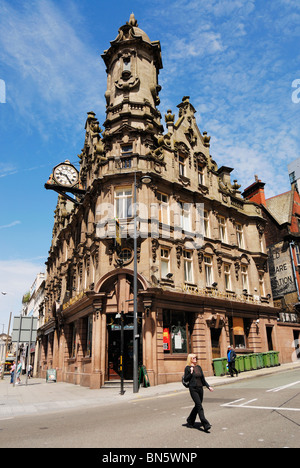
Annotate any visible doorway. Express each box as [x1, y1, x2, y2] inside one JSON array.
[[210, 328, 222, 359], [266, 326, 273, 351], [106, 313, 144, 381], [293, 330, 300, 360], [107, 318, 134, 380]]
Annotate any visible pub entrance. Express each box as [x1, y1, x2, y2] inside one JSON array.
[[107, 315, 136, 381]]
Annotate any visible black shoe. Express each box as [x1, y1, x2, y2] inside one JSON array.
[[186, 420, 195, 428], [203, 424, 212, 432]]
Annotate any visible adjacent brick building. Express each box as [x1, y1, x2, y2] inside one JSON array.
[[243, 177, 300, 363]]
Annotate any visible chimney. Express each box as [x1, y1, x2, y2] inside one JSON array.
[[242, 175, 266, 206]]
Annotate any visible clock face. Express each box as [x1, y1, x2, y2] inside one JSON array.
[[53, 163, 79, 187]]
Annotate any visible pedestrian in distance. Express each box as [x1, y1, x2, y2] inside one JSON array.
[[16, 360, 22, 385], [10, 361, 15, 384], [184, 354, 214, 432], [227, 345, 238, 377], [27, 364, 33, 379]]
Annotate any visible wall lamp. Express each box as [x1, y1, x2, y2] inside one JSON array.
[[140, 175, 152, 185]]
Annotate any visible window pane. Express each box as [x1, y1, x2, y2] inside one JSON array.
[[115, 189, 132, 219], [163, 310, 189, 354], [184, 260, 193, 282], [161, 259, 169, 278], [86, 315, 93, 357], [205, 265, 212, 286]]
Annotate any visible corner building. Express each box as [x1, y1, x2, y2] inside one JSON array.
[[39, 15, 280, 388]]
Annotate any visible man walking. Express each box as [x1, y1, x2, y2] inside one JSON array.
[[227, 345, 238, 377]]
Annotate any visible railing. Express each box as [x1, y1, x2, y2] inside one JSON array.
[[181, 284, 269, 305]]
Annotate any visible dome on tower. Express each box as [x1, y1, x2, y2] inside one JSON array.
[[128, 13, 151, 44]]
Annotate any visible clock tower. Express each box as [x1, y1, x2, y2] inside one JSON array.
[[101, 14, 164, 158]]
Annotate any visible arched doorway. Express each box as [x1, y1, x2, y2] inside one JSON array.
[[95, 269, 148, 381]]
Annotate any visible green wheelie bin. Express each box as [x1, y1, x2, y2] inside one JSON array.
[[243, 354, 251, 371], [249, 354, 258, 370], [262, 352, 271, 368], [273, 351, 280, 366], [213, 358, 226, 376], [236, 355, 245, 372], [268, 351, 275, 367], [256, 353, 264, 369]]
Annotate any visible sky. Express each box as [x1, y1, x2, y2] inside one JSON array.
[[0, 0, 300, 330]]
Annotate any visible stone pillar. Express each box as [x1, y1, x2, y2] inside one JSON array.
[[143, 305, 157, 386], [58, 328, 66, 382]]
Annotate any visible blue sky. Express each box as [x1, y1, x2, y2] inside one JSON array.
[[0, 0, 300, 329]]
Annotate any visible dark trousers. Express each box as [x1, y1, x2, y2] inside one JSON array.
[[228, 361, 238, 377], [187, 386, 210, 426]]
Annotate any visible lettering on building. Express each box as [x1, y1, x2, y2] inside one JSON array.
[[268, 241, 296, 297]]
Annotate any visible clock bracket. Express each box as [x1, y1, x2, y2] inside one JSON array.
[[45, 182, 86, 205]]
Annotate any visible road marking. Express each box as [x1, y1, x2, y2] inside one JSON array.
[[240, 399, 258, 406], [266, 380, 300, 393], [221, 398, 300, 412], [131, 390, 187, 403], [222, 398, 245, 406]]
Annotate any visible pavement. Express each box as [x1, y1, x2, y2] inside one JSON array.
[[1, 361, 300, 420]]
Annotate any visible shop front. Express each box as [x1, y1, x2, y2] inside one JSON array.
[[38, 273, 280, 389]]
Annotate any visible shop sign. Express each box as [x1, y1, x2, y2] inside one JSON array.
[[111, 324, 134, 331], [63, 290, 86, 311]]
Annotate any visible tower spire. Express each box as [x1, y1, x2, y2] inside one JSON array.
[[128, 12, 138, 27]]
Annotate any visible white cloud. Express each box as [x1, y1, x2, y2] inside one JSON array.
[[0, 221, 21, 230], [0, 163, 18, 178], [0, 0, 105, 136], [0, 259, 45, 328]]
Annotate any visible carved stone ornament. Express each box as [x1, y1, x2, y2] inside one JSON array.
[[217, 256, 223, 276], [194, 152, 207, 167], [176, 245, 183, 268], [234, 261, 240, 280], [115, 74, 140, 91], [165, 109, 175, 124], [256, 221, 265, 238], [198, 250, 204, 272], [152, 239, 159, 262]]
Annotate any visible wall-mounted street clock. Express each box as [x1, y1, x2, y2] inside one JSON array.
[[53, 160, 79, 188]]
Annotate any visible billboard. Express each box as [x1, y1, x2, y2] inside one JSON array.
[[268, 241, 297, 298]]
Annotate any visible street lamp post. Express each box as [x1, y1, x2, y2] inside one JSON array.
[[115, 310, 125, 395], [133, 172, 152, 394], [0, 292, 10, 380]]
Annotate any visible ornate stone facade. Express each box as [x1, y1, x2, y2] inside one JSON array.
[[38, 15, 281, 388]]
